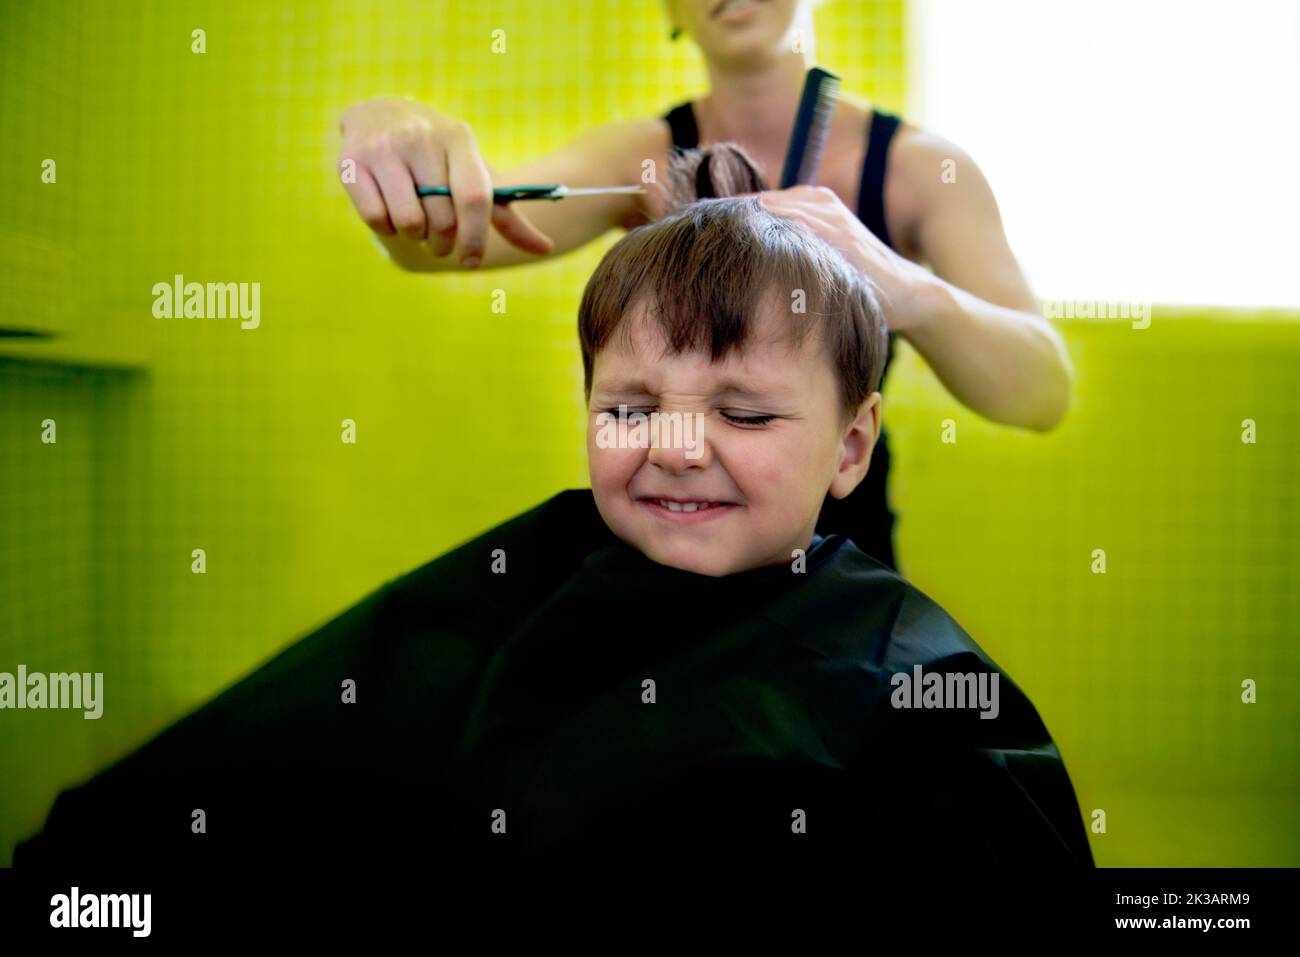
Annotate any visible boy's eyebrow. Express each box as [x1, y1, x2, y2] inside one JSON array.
[[592, 378, 790, 400]]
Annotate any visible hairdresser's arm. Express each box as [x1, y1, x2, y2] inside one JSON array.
[[762, 142, 1072, 432], [894, 134, 1073, 432], [374, 120, 651, 272], [339, 97, 649, 273]]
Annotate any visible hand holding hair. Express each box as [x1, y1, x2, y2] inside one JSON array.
[[757, 185, 938, 335], [665, 141, 933, 335]]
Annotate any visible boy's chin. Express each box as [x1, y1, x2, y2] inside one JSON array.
[[638, 541, 751, 579]]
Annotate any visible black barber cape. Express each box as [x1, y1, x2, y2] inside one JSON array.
[[15, 490, 1093, 871]]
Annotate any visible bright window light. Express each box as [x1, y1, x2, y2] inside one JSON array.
[[906, 0, 1300, 308]]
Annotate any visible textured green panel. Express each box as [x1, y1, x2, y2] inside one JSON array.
[[2, 0, 1294, 869], [886, 312, 1300, 866]]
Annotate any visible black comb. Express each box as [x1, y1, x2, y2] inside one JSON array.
[[779, 66, 841, 188]]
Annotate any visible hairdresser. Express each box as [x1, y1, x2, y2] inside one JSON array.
[[336, 0, 1072, 574]]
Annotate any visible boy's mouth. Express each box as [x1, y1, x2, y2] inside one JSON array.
[[637, 496, 740, 521]]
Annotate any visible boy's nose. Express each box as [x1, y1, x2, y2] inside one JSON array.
[[645, 412, 711, 472]]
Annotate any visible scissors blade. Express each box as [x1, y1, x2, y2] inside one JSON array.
[[552, 186, 647, 198], [415, 184, 646, 201]]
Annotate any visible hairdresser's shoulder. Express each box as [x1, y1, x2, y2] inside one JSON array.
[[880, 113, 966, 176], [884, 118, 1003, 227], [546, 114, 670, 173], [600, 113, 675, 159], [594, 114, 680, 227]]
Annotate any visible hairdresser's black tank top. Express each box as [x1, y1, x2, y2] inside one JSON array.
[[662, 101, 904, 572]]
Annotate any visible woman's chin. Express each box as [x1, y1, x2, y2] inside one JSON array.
[[698, 27, 791, 64]]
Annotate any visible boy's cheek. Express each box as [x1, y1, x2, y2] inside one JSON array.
[[587, 445, 642, 488], [724, 445, 792, 491]]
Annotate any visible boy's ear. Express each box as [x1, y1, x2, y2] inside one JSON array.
[[828, 392, 882, 500]]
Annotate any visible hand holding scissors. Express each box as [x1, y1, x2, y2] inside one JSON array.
[[340, 98, 646, 270]]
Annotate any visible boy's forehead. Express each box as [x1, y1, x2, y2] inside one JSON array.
[[620, 296, 794, 344], [594, 304, 817, 396]]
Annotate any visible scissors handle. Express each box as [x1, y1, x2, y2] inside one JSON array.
[[415, 185, 561, 203]]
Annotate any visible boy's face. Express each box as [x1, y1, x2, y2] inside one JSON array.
[[586, 298, 881, 578]]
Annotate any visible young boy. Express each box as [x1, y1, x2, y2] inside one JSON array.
[[15, 148, 1093, 873]]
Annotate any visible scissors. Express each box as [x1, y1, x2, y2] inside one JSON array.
[[415, 184, 646, 203]]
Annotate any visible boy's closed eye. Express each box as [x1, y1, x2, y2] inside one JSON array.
[[718, 411, 776, 426], [598, 406, 778, 427]]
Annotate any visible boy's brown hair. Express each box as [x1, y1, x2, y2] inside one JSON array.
[[577, 142, 889, 427]]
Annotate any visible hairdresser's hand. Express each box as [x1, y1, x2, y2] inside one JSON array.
[[339, 97, 553, 267], [758, 186, 934, 334]]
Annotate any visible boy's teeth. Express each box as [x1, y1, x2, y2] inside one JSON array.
[[659, 499, 712, 512]]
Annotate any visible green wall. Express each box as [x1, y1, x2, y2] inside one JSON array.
[[1, 0, 1295, 867]]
